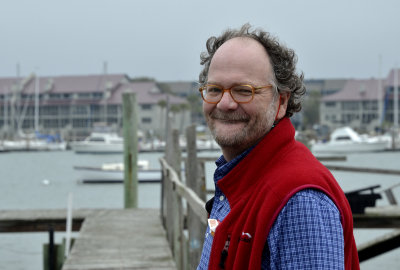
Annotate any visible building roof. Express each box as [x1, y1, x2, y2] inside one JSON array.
[[321, 68, 400, 102], [322, 78, 383, 102], [159, 81, 198, 96], [0, 74, 187, 106], [385, 68, 400, 87], [108, 81, 186, 105]]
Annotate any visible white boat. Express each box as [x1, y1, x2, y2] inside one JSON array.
[[71, 132, 124, 154], [2, 138, 66, 151], [377, 130, 400, 150], [74, 160, 161, 183], [311, 126, 388, 154]]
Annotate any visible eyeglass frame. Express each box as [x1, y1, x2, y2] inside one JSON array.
[[198, 83, 274, 104]]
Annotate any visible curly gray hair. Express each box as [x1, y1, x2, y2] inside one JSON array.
[[199, 23, 306, 117]]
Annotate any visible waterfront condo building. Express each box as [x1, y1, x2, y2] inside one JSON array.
[[0, 74, 191, 141]]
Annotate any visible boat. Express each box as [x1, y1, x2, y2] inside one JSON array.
[[1, 132, 67, 152], [74, 160, 162, 183], [377, 130, 400, 150], [311, 126, 388, 154], [71, 132, 124, 154]]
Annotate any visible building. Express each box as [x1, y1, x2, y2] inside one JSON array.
[[320, 69, 400, 133], [305, 79, 348, 97], [0, 74, 190, 141]]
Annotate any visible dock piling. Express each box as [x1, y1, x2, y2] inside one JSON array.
[[122, 92, 138, 209]]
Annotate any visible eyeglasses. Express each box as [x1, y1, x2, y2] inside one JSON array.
[[199, 84, 273, 104]]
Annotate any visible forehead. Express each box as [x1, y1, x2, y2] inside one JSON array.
[[208, 37, 272, 84]]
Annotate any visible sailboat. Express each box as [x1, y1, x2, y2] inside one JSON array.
[[1, 73, 67, 151]]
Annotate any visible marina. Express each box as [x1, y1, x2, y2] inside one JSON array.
[[1, 146, 400, 269]]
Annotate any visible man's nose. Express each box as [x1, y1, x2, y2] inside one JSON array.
[[217, 91, 238, 110]]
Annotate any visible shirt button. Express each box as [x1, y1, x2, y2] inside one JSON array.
[[219, 195, 225, 201]]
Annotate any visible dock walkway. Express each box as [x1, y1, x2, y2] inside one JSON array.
[[62, 209, 176, 270]]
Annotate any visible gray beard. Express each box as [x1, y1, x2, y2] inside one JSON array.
[[209, 102, 277, 149]]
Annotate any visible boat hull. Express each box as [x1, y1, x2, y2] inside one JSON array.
[[312, 141, 388, 154]]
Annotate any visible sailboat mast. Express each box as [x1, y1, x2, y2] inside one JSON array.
[[394, 67, 399, 129], [378, 55, 383, 128], [34, 73, 39, 132]]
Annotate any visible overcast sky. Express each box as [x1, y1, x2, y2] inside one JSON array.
[[1, 0, 399, 82]]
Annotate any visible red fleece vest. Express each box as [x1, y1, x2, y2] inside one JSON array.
[[208, 118, 359, 269]]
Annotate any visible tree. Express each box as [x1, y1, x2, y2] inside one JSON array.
[[302, 91, 321, 129], [186, 93, 203, 124], [157, 99, 167, 138], [179, 103, 190, 133]]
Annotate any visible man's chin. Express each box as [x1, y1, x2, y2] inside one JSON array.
[[213, 131, 246, 148]]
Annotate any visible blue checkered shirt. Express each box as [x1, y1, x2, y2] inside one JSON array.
[[197, 151, 344, 270]]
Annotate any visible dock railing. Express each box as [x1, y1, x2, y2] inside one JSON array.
[[160, 125, 209, 270]]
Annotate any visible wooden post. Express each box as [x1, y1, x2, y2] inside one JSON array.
[[172, 129, 183, 270], [185, 125, 206, 268], [122, 92, 138, 209], [164, 129, 183, 270], [164, 118, 173, 246]]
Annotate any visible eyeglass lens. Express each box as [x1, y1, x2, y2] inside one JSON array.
[[203, 85, 253, 103]]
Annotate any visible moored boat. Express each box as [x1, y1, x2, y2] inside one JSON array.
[[71, 132, 124, 154], [311, 126, 388, 154], [74, 160, 161, 183]]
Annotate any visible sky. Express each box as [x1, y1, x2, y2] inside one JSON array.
[[1, 0, 399, 82]]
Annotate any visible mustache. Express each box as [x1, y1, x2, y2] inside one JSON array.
[[210, 111, 250, 121]]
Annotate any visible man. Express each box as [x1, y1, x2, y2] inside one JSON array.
[[197, 24, 359, 270]]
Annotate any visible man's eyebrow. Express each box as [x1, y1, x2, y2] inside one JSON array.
[[206, 81, 255, 87]]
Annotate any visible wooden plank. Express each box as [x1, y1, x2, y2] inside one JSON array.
[[315, 156, 347, 161], [62, 209, 176, 270], [0, 209, 97, 233], [325, 165, 400, 175], [353, 206, 400, 228], [160, 158, 208, 225], [185, 125, 206, 269], [358, 229, 400, 262]]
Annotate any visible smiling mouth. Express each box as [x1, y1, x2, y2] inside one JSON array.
[[215, 118, 247, 124]]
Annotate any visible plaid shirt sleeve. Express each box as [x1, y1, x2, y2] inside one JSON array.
[[262, 189, 345, 270]]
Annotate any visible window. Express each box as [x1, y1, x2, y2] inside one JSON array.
[[73, 106, 88, 115], [107, 105, 118, 114], [93, 92, 103, 99], [362, 101, 377, 110], [49, 93, 62, 100], [325, 102, 336, 107], [141, 104, 153, 110], [142, 117, 152, 124], [343, 102, 359, 110], [40, 106, 58, 116], [78, 93, 91, 99]]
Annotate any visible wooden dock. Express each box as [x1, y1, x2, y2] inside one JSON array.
[[61, 209, 176, 270], [0, 208, 176, 270]]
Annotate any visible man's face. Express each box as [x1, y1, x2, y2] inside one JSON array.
[[203, 37, 284, 155]]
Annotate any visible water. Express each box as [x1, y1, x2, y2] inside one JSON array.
[[0, 150, 399, 269]]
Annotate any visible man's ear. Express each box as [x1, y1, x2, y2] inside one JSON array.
[[275, 92, 290, 120]]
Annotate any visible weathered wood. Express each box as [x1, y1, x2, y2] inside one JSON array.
[[325, 165, 400, 175], [171, 129, 183, 270], [160, 158, 208, 225], [0, 209, 97, 233], [185, 125, 207, 270], [122, 92, 139, 208], [316, 156, 347, 161], [353, 205, 400, 228], [62, 209, 176, 270], [357, 229, 400, 262]]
